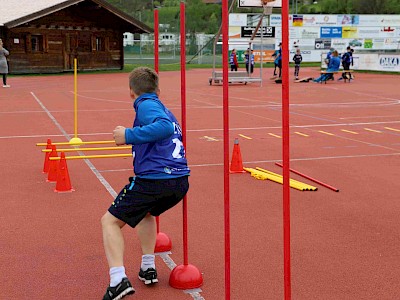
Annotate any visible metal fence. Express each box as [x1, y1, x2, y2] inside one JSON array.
[[123, 37, 222, 66]]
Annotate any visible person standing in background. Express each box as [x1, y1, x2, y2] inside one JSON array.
[[229, 49, 239, 71], [0, 39, 10, 88], [292, 48, 303, 80]]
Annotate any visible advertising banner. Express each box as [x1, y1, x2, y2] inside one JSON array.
[[293, 15, 303, 27], [380, 26, 397, 37], [299, 27, 320, 38], [241, 26, 275, 38], [379, 16, 400, 26], [320, 27, 342, 38], [342, 26, 358, 38], [337, 15, 359, 25], [229, 26, 242, 39], [315, 38, 332, 50], [289, 49, 322, 62], [314, 15, 338, 26], [270, 14, 282, 27], [253, 49, 276, 63], [358, 15, 384, 26], [229, 14, 247, 27], [331, 39, 349, 51], [378, 55, 400, 71]]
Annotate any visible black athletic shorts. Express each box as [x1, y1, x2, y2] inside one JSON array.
[[108, 176, 189, 228]]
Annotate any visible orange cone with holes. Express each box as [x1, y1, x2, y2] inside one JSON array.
[[230, 138, 245, 173], [55, 152, 74, 192], [42, 138, 52, 173], [47, 145, 59, 182]]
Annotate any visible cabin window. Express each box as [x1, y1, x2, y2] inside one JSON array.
[[31, 35, 43, 52], [96, 37, 105, 51]]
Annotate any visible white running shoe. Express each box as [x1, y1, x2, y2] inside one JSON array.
[[3, 85, 10, 88]]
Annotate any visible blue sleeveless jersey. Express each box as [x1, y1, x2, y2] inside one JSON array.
[[127, 93, 190, 179]]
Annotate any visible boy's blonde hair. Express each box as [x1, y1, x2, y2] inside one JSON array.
[[129, 67, 159, 95]]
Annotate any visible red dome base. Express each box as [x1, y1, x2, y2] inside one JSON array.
[[169, 264, 203, 290], [154, 232, 172, 253]]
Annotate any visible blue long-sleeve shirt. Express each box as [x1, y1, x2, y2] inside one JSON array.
[[125, 99, 174, 144], [125, 93, 190, 179], [327, 56, 341, 72]]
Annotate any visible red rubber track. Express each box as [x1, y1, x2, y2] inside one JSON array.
[[0, 68, 399, 299]]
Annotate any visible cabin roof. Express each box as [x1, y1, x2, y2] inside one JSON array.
[[0, 0, 151, 33]]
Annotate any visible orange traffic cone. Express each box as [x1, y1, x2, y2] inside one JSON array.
[[42, 138, 52, 173], [230, 138, 245, 173], [55, 152, 74, 193], [47, 145, 59, 182]]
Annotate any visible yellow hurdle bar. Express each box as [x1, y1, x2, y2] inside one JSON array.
[[36, 140, 115, 146], [49, 153, 132, 160], [42, 146, 131, 152], [255, 167, 317, 191], [244, 167, 317, 191]]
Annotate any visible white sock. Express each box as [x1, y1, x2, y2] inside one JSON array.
[[141, 254, 155, 271], [109, 266, 127, 287]]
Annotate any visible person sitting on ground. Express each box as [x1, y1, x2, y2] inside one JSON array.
[[313, 50, 340, 83], [324, 47, 335, 80]]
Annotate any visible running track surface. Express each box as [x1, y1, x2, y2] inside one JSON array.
[[1, 68, 399, 300]]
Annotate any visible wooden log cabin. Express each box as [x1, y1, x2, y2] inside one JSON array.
[[0, 0, 151, 74]]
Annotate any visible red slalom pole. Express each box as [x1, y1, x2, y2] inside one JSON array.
[[281, 0, 292, 299], [221, 0, 231, 299], [180, 0, 188, 266], [169, 1, 203, 290], [152, 8, 172, 253], [275, 163, 339, 192], [154, 8, 159, 74]]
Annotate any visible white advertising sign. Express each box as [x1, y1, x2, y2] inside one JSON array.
[[269, 15, 282, 27], [378, 55, 400, 71], [229, 14, 247, 27], [299, 27, 320, 38], [358, 15, 385, 27], [357, 27, 381, 38], [379, 16, 400, 26], [313, 15, 338, 26]]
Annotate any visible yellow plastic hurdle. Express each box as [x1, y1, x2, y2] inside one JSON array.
[[244, 167, 317, 191], [49, 153, 132, 160]]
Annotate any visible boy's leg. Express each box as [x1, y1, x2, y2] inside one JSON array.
[[101, 212, 135, 299], [136, 213, 157, 255], [101, 212, 126, 267], [136, 214, 159, 285]]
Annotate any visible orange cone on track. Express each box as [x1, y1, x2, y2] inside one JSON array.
[[230, 138, 245, 173], [55, 152, 74, 193], [47, 145, 59, 182], [42, 138, 52, 173]]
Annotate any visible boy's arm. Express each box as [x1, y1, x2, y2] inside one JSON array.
[[125, 101, 174, 145]]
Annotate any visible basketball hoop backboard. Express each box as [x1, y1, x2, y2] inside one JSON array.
[[238, 0, 282, 8]]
